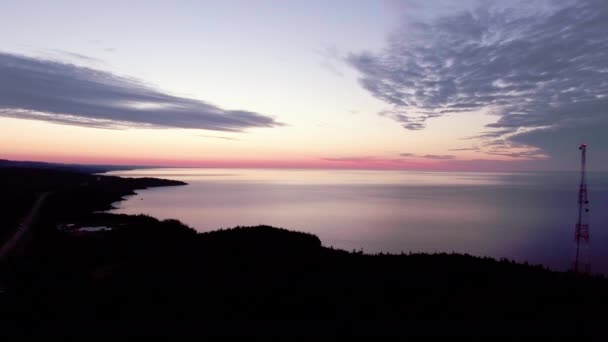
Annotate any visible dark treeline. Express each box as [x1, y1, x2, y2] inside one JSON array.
[[1, 167, 607, 338], [0, 158, 147, 174]]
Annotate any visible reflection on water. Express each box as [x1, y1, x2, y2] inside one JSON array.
[[107, 169, 608, 274]]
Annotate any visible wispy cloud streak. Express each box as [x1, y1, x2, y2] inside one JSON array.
[[400, 153, 454, 160], [0, 52, 282, 131]]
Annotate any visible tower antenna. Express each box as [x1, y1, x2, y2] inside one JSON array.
[[573, 143, 590, 274]]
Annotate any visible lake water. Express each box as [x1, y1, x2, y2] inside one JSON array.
[[107, 169, 608, 274]]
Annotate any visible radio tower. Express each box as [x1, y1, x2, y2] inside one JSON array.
[[573, 143, 590, 274]]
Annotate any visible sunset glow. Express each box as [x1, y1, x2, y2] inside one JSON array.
[[1, 0, 606, 171]]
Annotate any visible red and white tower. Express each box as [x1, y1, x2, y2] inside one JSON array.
[[573, 143, 590, 274]]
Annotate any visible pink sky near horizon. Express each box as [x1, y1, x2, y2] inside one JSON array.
[[3, 151, 536, 172]]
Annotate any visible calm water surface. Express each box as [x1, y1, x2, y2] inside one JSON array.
[[107, 169, 608, 274]]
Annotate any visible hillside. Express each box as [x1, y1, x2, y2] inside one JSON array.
[[0, 167, 606, 338]]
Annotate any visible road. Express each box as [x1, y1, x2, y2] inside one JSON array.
[[0, 192, 49, 260]]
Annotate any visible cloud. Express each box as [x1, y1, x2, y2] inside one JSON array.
[[421, 154, 454, 160], [317, 46, 345, 77], [448, 147, 480, 152], [198, 135, 240, 141], [465, 129, 518, 140], [348, 0, 608, 167], [47, 49, 103, 63], [321, 156, 378, 162], [0, 52, 282, 131], [326, 153, 455, 161], [400, 152, 454, 160], [319, 154, 549, 171], [485, 150, 543, 159], [509, 122, 608, 167]]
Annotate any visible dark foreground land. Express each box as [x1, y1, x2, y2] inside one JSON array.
[[0, 166, 607, 337]]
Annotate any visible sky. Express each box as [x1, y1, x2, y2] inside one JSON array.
[[0, 0, 606, 171]]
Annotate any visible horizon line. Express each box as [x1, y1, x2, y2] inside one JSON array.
[[0, 156, 588, 173]]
